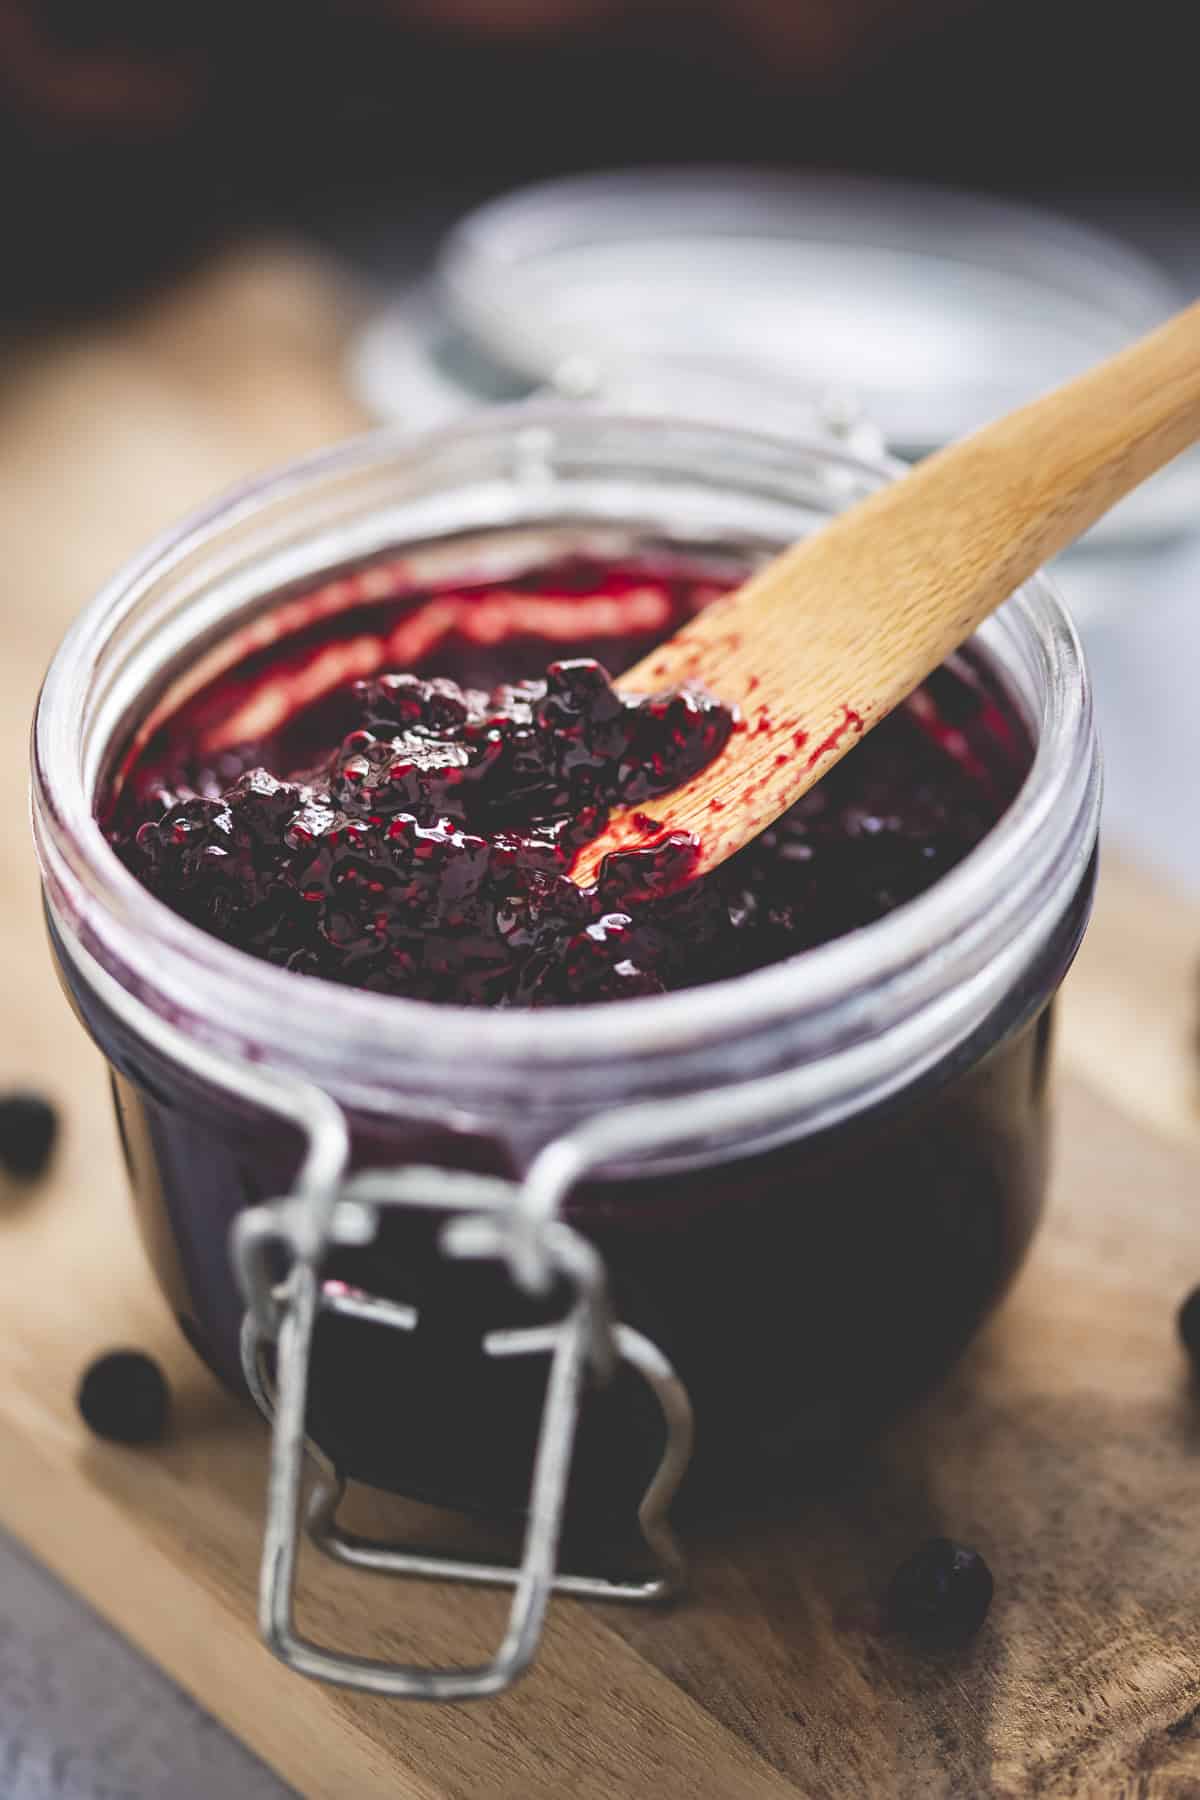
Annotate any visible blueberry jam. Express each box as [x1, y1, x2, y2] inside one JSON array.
[[107, 558, 1019, 1007], [69, 548, 1094, 1538]]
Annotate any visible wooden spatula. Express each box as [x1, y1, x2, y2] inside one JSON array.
[[571, 298, 1200, 886]]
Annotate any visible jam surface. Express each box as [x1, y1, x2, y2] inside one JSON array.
[[108, 557, 1026, 1006]]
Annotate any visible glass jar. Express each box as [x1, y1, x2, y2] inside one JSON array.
[[32, 412, 1100, 1698]]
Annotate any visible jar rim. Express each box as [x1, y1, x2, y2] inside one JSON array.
[[31, 409, 1100, 1134]]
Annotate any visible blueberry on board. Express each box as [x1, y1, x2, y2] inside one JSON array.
[[77, 1350, 170, 1446], [1178, 1287, 1200, 1364], [0, 1091, 58, 1180], [887, 1537, 994, 1644]]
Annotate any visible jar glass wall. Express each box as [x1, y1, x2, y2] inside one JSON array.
[[32, 413, 1100, 1530]]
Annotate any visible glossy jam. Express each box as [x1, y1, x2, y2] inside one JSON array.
[[71, 552, 1091, 1540], [106, 558, 1023, 1008]]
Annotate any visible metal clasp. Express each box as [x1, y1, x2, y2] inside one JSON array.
[[232, 1164, 693, 1701], [64, 919, 872, 1704]]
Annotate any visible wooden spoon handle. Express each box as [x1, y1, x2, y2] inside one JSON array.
[[793, 295, 1200, 665], [572, 298, 1200, 886]]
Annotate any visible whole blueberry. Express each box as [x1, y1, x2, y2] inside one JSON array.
[[77, 1350, 170, 1446], [887, 1537, 994, 1644], [0, 1092, 59, 1180], [1178, 1287, 1200, 1365]]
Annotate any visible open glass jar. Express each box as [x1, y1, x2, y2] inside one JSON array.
[[32, 412, 1100, 1699]]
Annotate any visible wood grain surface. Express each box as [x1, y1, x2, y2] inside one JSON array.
[[2, 245, 1200, 1800]]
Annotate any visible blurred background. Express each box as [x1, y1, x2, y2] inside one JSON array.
[[3, 0, 1199, 885], [1, 3, 1199, 1795], [3, 0, 1199, 318]]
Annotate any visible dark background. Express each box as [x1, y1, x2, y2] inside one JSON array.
[[1, 0, 1191, 320]]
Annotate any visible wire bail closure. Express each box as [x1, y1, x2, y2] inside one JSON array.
[[232, 1160, 694, 1701], [65, 926, 886, 1704]]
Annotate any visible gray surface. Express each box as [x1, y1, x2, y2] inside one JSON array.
[[1065, 541, 1200, 897], [0, 1531, 291, 1799], [3, 188, 1198, 1800], [1050, 191, 1200, 897]]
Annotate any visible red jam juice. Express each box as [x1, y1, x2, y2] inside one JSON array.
[[79, 552, 1090, 1532]]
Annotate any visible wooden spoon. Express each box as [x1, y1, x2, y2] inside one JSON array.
[[571, 298, 1200, 886]]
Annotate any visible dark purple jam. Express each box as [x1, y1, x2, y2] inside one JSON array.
[[107, 557, 1022, 1005]]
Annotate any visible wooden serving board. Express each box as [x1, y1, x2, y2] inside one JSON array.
[[2, 246, 1200, 1800]]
